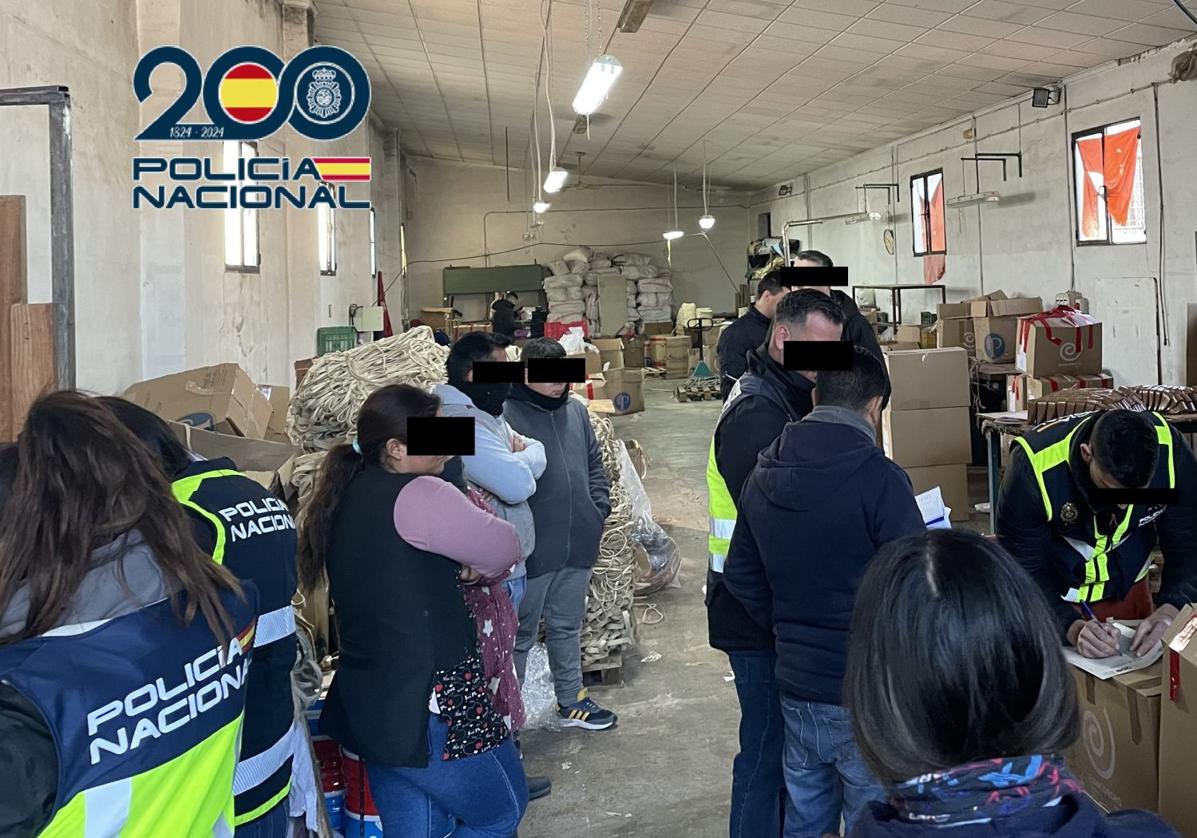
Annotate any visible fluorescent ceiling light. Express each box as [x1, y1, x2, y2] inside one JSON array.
[[844, 211, 883, 225], [946, 191, 1002, 208], [533, 200, 551, 214], [572, 55, 623, 116], [543, 167, 568, 194], [698, 214, 716, 230], [662, 229, 684, 241]]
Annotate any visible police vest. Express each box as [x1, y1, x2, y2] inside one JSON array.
[[1013, 412, 1176, 604], [172, 462, 300, 827], [0, 589, 257, 837], [706, 371, 801, 573]]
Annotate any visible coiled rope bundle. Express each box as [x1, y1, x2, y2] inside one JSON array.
[[286, 327, 449, 452], [580, 405, 638, 667]]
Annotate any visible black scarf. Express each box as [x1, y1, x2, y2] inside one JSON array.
[[508, 384, 570, 412], [457, 381, 511, 417]]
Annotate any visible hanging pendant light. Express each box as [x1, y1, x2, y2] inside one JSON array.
[[572, 55, 622, 115], [533, 200, 551, 213], [663, 166, 684, 241], [543, 166, 568, 193], [698, 141, 715, 230]]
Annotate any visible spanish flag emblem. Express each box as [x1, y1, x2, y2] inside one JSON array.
[[218, 63, 279, 124], [236, 621, 257, 655], [314, 157, 372, 182]]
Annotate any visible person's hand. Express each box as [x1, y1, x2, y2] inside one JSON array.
[[1072, 617, 1121, 658], [510, 434, 527, 453], [459, 566, 481, 585], [1131, 603, 1179, 656]]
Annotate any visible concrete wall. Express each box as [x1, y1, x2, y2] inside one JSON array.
[[403, 157, 753, 324], [0, 0, 396, 393], [750, 36, 1197, 388]]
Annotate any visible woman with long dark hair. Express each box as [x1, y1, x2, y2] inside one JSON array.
[[845, 529, 1176, 837], [298, 384, 527, 837], [0, 391, 255, 836]]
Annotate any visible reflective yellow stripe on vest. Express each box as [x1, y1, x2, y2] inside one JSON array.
[[1015, 413, 1175, 603], [707, 437, 736, 573], [171, 470, 242, 566], [40, 715, 242, 838]]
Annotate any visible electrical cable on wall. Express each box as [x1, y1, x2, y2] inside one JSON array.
[[1172, 0, 1197, 27]]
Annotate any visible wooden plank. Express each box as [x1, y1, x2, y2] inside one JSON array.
[[0, 196, 29, 441], [9, 304, 55, 434]]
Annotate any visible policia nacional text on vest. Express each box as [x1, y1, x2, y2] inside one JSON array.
[[0, 589, 258, 837], [172, 459, 301, 828], [1013, 411, 1176, 606]]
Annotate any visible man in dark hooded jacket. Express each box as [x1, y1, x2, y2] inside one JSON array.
[[724, 345, 924, 837]]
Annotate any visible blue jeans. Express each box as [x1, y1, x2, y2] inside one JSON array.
[[366, 715, 528, 837], [233, 800, 289, 838], [504, 576, 527, 613], [779, 696, 884, 838], [727, 651, 785, 838]]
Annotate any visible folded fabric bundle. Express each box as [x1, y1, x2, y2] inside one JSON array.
[[613, 253, 652, 267], [627, 307, 641, 321], [547, 259, 572, 277], [547, 286, 584, 303], [620, 265, 658, 281], [567, 260, 589, 275], [638, 305, 672, 323], [544, 274, 584, 291], [637, 292, 670, 308], [590, 256, 612, 269], [637, 280, 673, 294], [549, 310, 587, 323], [562, 246, 594, 264]]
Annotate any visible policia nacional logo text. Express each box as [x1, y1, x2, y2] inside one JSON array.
[[219, 495, 296, 541]]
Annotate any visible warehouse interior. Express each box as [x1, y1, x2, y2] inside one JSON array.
[[4, 0, 1197, 836]]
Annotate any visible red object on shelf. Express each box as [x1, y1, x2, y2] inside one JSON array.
[[545, 320, 589, 340], [342, 748, 379, 817]]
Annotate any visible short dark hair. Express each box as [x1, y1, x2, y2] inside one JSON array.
[[0, 444, 16, 513], [757, 271, 787, 297], [794, 249, 833, 267], [814, 345, 887, 411], [521, 337, 566, 360], [447, 331, 505, 384], [845, 530, 1079, 785], [98, 396, 195, 478], [773, 288, 845, 333], [1091, 410, 1158, 488]]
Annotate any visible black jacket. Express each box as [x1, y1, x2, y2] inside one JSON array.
[[832, 290, 890, 408], [724, 409, 924, 703], [321, 466, 478, 767], [717, 305, 771, 400], [503, 389, 611, 577], [707, 346, 815, 654], [852, 793, 1177, 837], [997, 415, 1197, 640], [492, 299, 518, 337]]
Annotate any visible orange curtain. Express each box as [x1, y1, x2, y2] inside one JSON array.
[[929, 179, 946, 252], [1103, 126, 1140, 226], [1076, 136, 1104, 239]]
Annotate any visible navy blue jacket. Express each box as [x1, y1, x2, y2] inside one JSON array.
[[723, 410, 924, 704], [852, 794, 1177, 837]]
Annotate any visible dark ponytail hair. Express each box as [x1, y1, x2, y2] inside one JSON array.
[[297, 384, 441, 593], [97, 396, 196, 478]]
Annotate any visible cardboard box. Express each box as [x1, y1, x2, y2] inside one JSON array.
[[1017, 309, 1103, 377], [420, 307, 457, 332], [904, 464, 970, 522], [968, 293, 1042, 318], [882, 406, 971, 467], [644, 322, 674, 337], [884, 348, 970, 412], [125, 363, 272, 439], [937, 317, 975, 355], [623, 336, 646, 370], [647, 338, 668, 366], [576, 369, 645, 415], [1064, 663, 1162, 814], [258, 384, 291, 443], [567, 350, 603, 378], [294, 357, 314, 389], [1159, 605, 1197, 836], [880, 341, 921, 353], [938, 291, 1004, 321], [592, 337, 626, 371], [170, 421, 298, 494], [1006, 373, 1115, 412], [973, 315, 1020, 363], [895, 324, 924, 344]]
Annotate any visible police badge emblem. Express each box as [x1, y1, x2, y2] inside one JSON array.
[[1060, 501, 1079, 526], [306, 67, 343, 120]]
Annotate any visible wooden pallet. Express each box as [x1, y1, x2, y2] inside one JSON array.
[[582, 652, 624, 687], [675, 379, 721, 402]]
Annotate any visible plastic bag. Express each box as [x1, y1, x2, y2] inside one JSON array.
[[544, 274, 583, 292], [566, 260, 589, 275], [562, 246, 594, 264], [620, 265, 658, 281], [547, 259, 571, 277], [519, 644, 563, 731], [557, 327, 589, 355], [547, 286, 583, 303], [616, 442, 681, 594]]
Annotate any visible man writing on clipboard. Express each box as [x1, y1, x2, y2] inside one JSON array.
[[997, 409, 1197, 659]]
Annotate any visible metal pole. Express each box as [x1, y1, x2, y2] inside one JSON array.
[[48, 91, 75, 389]]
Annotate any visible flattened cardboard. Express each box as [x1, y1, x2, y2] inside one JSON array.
[[882, 406, 971, 468], [904, 464, 970, 521], [1064, 663, 1162, 814], [125, 363, 272, 439], [258, 384, 291, 443], [169, 420, 298, 494], [884, 348, 970, 411]]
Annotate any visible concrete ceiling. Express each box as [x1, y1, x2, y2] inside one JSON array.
[[313, 0, 1195, 188]]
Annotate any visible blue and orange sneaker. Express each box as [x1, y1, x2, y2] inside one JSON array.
[[557, 690, 617, 730]]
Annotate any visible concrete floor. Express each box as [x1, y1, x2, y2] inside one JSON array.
[[520, 378, 992, 837]]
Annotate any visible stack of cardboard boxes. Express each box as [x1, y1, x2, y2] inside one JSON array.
[[573, 337, 646, 415], [1007, 307, 1107, 412], [1060, 606, 1197, 830], [936, 291, 1044, 363], [648, 335, 691, 379], [882, 347, 971, 521]]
